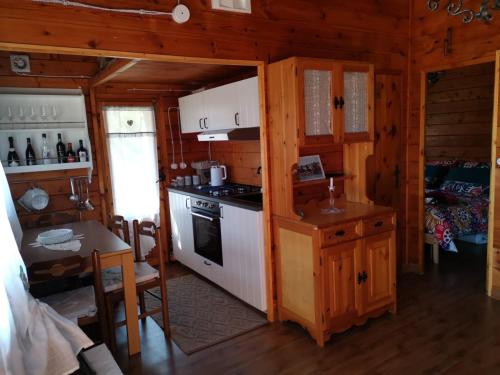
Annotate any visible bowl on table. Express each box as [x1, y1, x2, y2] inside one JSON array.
[[37, 228, 74, 245]]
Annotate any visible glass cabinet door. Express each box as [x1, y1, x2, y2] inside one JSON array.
[[303, 69, 333, 137], [342, 65, 373, 142]]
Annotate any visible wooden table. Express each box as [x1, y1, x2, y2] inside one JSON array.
[[20, 220, 141, 356]]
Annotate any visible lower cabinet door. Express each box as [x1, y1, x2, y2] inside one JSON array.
[[323, 240, 360, 327], [168, 192, 194, 266], [362, 231, 396, 314]]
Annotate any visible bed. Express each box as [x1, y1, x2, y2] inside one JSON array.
[[424, 161, 490, 262]]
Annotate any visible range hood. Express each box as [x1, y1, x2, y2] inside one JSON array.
[[197, 127, 260, 142]]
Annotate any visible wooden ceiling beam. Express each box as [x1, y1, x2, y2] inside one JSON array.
[[90, 58, 140, 87]]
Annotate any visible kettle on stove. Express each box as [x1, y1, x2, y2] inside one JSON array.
[[210, 165, 227, 186]]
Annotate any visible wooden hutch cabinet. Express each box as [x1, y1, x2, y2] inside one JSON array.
[[267, 57, 396, 347]]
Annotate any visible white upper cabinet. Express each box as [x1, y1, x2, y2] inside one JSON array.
[[236, 77, 260, 129], [178, 92, 206, 133], [179, 77, 260, 133]]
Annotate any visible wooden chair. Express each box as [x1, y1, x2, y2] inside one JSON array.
[[35, 254, 109, 346], [100, 221, 170, 352], [108, 215, 131, 245]]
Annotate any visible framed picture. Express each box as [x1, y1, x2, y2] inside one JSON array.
[[297, 155, 325, 182]]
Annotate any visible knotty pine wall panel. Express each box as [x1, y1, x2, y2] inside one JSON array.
[[425, 63, 494, 162], [407, 0, 500, 267], [210, 140, 262, 186], [0, 1, 410, 262]]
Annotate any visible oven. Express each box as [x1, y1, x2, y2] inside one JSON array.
[[190, 197, 223, 266]]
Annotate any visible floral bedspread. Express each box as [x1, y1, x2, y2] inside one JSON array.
[[424, 190, 489, 252]]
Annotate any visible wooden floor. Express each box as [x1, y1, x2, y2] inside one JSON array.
[[115, 244, 500, 374]]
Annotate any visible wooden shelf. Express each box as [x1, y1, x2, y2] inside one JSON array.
[[293, 175, 353, 188], [3, 161, 92, 174]]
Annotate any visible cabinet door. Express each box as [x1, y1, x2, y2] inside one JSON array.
[[179, 93, 205, 133], [237, 77, 260, 128], [342, 64, 374, 143], [219, 204, 267, 311], [298, 61, 339, 145], [168, 192, 195, 267], [361, 231, 396, 314], [203, 84, 237, 131], [323, 240, 360, 327]]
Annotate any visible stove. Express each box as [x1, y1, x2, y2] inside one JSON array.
[[194, 183, 261, 198]]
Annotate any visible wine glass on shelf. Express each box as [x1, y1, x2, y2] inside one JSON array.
[[18, 105, 25, 121], [7, 106, 13, 122], [40, 105, 48, 121], [29, 105, 36, 120], [51, 105, 57, 120]]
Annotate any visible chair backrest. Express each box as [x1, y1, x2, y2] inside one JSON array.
[[28, 255, 87, 282], [108, 215, 130, 245], [133, 220, 161, 263]]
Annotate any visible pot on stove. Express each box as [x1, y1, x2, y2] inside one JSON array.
[[210, 165, 227, 187]]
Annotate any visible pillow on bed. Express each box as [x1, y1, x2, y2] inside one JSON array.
[[439, 180, 485, 197], [425, 165, 450, 188], [444, 166, 490, 186]]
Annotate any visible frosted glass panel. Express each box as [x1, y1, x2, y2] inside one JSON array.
[[344, 71, 368, 133], [304, 69, 332, 136]]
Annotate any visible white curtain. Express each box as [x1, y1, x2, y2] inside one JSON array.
[[0, 164, 92, 375], [103, 106, 160, 256]]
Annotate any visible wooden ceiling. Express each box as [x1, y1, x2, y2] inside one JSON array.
[[0, 52, 255, 90], [108, 60, 256, 89]]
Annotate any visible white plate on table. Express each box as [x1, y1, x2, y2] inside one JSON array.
[[37, 228, 74, 245]]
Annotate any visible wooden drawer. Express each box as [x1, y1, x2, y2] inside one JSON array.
[[320, 221, 361, 247], [363, 213, 395, 236]]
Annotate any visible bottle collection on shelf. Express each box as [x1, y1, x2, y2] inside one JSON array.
[[6, 133, 89, 167]]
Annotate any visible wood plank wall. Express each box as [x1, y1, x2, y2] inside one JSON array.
[[0, 1, 410, 261], [210, 141, 262, 186], [408, 0, 500, 268], [425, 63, 494, 162], [0, 53, 102, 228]]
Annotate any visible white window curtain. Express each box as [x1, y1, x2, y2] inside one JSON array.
[[103, 106, 160, 257]]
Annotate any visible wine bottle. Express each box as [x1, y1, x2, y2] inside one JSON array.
[[41, 133, 51, 165], [7, 137, 20, 167], [76, 139, 88, 162], [66, 142, 76, 163], [56, 133, 66, 163], [25, 137, 36, 166]]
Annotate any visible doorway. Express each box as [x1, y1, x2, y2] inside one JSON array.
[[422, 62, 495, 286]]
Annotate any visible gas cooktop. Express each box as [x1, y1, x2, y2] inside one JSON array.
[[194, 183, 261, 197]]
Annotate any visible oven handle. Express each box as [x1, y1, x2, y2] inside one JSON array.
[[191, 211, 215, 222]]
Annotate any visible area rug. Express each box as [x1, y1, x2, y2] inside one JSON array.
[[144, 274, 267, 354]]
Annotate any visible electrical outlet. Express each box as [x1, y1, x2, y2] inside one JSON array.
[[10, 54, 31, 73]]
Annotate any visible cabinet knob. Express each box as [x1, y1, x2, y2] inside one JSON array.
[[339, 96, 345, 109], [357, 272, 363, 285]]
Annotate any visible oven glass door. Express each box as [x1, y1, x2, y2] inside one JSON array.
[[191, 209, 223, 266]]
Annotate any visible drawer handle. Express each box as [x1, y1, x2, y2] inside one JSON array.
[[203, 260, 212, 266], [335, 230, 345, 237], [374, 221, 384, 228]]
